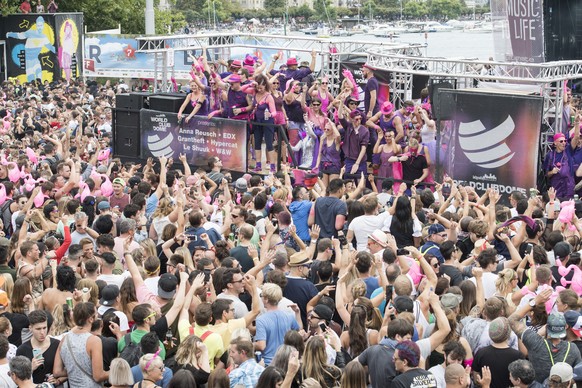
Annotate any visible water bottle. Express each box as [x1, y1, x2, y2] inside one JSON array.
[[265, 107, 270, 120]]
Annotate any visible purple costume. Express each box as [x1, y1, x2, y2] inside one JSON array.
[[320, 139, 341, 174], [543, 149, 575, 200]]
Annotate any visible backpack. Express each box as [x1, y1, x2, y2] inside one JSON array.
[[119, 332, 143, 367], [0, 199, 13, 236]]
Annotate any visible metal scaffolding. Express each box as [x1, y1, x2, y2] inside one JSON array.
[[134, 32, 425, 95], [366, 47, 582, 156]]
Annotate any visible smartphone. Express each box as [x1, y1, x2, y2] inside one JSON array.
[[525, 243, 533, 255], [32, 348, 42, 359], [319, 322, 327, 332], [186, 234, 198, 241], [386, 285, 394, 302], [396, 249, 409, 256]]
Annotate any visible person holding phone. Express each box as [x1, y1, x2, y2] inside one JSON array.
[[16, 310, 61, 385]]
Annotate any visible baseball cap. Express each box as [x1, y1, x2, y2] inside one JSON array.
[[112, 178, 125, 186], [393, 295, 414, 313], [96, 165, 108, 174], [550, 362, 574, 383], [234, 177, 248, 192], [547, 313, 567, 339], [564, 310, 582, 337], [554, 242, 572, 260], [440, 293, 462, 309], [428, 223, 446, 236], [313, 304, 333, 323], [158, 273, 178, 299], [97, 201, 110, 211], [100, 284, 120, 306]]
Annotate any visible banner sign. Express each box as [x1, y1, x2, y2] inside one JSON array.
[[491, 0, 545, 63], [440, 90, 542, 202], [2, 13, 83, 83], [140, 109, 247, 172], [83, 35, 282, 79]]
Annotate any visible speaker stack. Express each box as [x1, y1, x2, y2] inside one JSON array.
[[113, 92, 153, 159], [544, 0, 582, 62], [149, 93, 193, 114]]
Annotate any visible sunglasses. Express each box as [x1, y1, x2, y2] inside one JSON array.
[[312, 103, 321, 107], [273, 82, 280, 85], [558, 140, 567, 143], [321, 82, 328, 84], [348, 102, 357, 105], [232, 214, 240, 218]]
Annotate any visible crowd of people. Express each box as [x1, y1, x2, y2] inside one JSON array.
[[0, 48, 580, 388]]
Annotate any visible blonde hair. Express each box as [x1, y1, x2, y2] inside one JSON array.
[[152, 197, 173, 219], [109, 358, 134, 386], [77, 279, 99, 305], [495, 268, 516, 295], [175, 335, 203, 367], [139, 353, 163, 375], [175, 246, 194, 270], [139, 238, 157, 258], [49, 304, 73, 337], [261, 283, 282, 305], [1, 274, 13, 300]]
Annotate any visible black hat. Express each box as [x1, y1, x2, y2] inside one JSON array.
[[393, 296, 414, 313], [158, 273, 178, 299], [554, 242, 572, 260], [100, 284, 120, 306], [313, 304, 333, 323]]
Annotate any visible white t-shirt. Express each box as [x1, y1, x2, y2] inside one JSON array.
[[144, 276, 160, 296], [97, 306, 130, 332], [469, 271, 498, 299], [216, 293, 249, 319], [428, 364, 445, 388], [382, 215, 423, 237], [348, 213, 390, 251], [97, 272, 131, 289], [0, 364, 16, 388]]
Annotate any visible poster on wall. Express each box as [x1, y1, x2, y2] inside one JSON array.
[[140, 109, 248, 172], [54, 13, 83, 82], [491, 0, 545, 63], [441, 90, 543, 203], [2, 13, 83, 83]]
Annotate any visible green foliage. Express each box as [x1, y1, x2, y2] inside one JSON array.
[[57, 0, 145, 33], [403, 1, 426, 19], [426, 0, 463, 19], [312, 0, 336, 22], [155, 9, 187, 34], [288, 5, 314, 19], [264, 0, 285, 17]]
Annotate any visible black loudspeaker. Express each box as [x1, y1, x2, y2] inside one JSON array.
[[114, 125, 140, 158], [116, 94, 132, 110], [150, 93, 190, 114], [115, 110, 140, 127], [545, 0, 582, 61], [129, 92, 153, 110], [430, 81, 455, 120], [436, 89, 456, 120]]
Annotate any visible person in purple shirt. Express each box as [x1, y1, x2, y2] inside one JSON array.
[[268, 49, 317, 93], [545, 132, 575, 200], [338, 97, 370, 176], [212, 73, 253, 120], [362, 63, 379, 120]]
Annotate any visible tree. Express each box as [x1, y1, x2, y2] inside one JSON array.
[[289, 5, 314, 19], [265, 0, 285, 17], [155, 9, 187, 34], [427, 0, 463, 20], [404, 1, 427, 19]]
